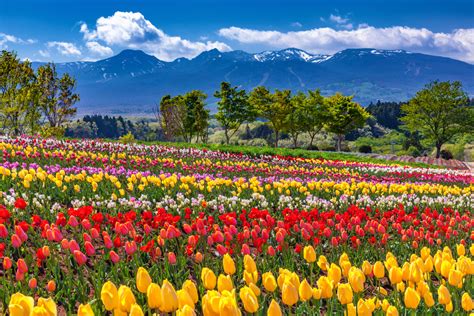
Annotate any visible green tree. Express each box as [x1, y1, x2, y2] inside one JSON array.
[[0, 50, 40, 135], [324, 93, 370, 151], [37, 63, 79, 131], [284, 92, 306, 148], [214, 82, 251, 144], [302, 89, 328, 148], [183, 90, 209, 143], [158, 94, 187, 141], [401, 81, 473, 158], [249, 87, 292, 147]]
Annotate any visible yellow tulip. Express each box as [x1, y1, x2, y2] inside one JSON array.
[[416, 281, 429, 297], [303, 245, 316, 263], [361, 261, 372, 276], [317, 255, 329, 270], [31, 306, 49, 316], [243, 270, 259, 285], [136, 267, 152, 293], [446, 300, 453, 312], [118, 286, 136, 312], [440, 260, 452, 278], [219, 291, 240, 316], [262, 272, 277, 292], [389, 267, 402, 284], [348, 267, 365, 293], [239, 286, 259, 313], [77, 304, 94, 316], [457, 244, 466, 256], [346, 303, 356, 316], [101, 281, 119, 311], [161, 280, 179, 313], [298, 279, 313, 302], [217, 274, 234, 293], [267, 299, 282, 316], [337, 283, 353, 305], [129, 304, 144, 316], [9, 293, 34, 316], [404, 287, 420, 309], [357, 298, 374, 316], [249, 282, 261, 297], [316, 276, 333, 299], [202, 290, 220, 316], [423, 292, 435, 307], [177, 289, 195, 309], [146, 283, 161, 309], [448, 268, 463, 287], [281, 280, 299, 306], [177, 305, 196, 316], [223, 254, 236, 275], [244, 255, 257, 273], [461, 292, 473, 311], [373, 261, 385, 279], [386, 306, 399, 316], [37, 298, 57, 316], [438, 285, 451, 305], [182, 280, 199, 304], [408, 263, 422, 283], [201, 268, 217, 290], [312, 288, 322, 300], [328, 263, 342, 285]]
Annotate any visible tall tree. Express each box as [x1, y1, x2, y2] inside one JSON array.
[[284, 92, 306, 148], [324, 93, 370, 151], [249, 87, 292, 147], [0, 50, 40, 135], [214, 82, 251, 144], [401, 81, 473, 158], [183, 90, 209, 143], [303, 89, 328, 148], [159, 94, 187, 141], [37, 63, 79, 129]]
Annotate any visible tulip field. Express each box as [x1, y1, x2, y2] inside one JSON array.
[[0, 136, 473, 315]]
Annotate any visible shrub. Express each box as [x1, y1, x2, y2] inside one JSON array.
[[119, 132, 135, 144], [358, 145, 372, 153], [307, 145, 319, 151]]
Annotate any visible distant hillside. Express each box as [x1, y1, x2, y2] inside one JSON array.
[[32, 48, 474, 115]]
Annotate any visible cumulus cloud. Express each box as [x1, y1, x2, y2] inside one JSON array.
[[0, 33, 36, 48], [79, 11, 231, 61], [47, 41, 82, 56], [85, 41, 113, 57], [218, 25, 474, 63], [291, 22, 303, 28]]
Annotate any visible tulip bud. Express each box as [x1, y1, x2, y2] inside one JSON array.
[[223, 254, 236, 275], [404, 287, 420, 309], [101, 281, 119, 311], [201, 268, 217, 290], [281, 280, 298, 306], [239, 286, 259, 313], [303, 245, 316, 263], [337, 283, 353, 305], [146, 283, 161, 309], [77, 303, 94, 316], [136, 267, 152, 293], [160, 280, 179, 313], [267, 299, 282, 316]]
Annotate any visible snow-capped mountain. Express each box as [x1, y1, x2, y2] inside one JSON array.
[[32, 48, 474, 114]]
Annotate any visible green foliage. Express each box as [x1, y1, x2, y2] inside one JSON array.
[[214, 82, 253, 144], [0, 50, 40, 135], [401, 81, 474, 158], [249, 87, 293, 147], [366, 101, 402, 130], [323, 93, 370, 151], [119, 131, 135, 144], [40, 126, 65, 138]]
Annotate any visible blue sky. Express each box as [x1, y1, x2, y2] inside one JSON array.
[[2, 0, 474, 63]]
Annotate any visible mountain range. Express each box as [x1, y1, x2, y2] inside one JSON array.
[[32, 48, 474, 115]]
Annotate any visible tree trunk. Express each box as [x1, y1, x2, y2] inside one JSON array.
[[435, 142, 442, 158], [275, 130, 279, 148], [309, 133, 316, 148], [293, 134, 298, 148], [224, 128, 230, 144], [336, 134, 344, 152]]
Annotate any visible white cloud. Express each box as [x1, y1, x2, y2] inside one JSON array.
[[38, 49, 50, 58], [86, 41, 113, 57], [218, 25, 474, 63], [47, 41, 82, 56], [79, 11, 231, 61], [328, 14, 353, 30], [0, 33, 36, 48]]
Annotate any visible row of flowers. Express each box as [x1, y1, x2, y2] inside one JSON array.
[[8, 246, 474, 315]]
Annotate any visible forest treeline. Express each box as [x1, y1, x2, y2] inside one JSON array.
[[2, 50, 474, 158]]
